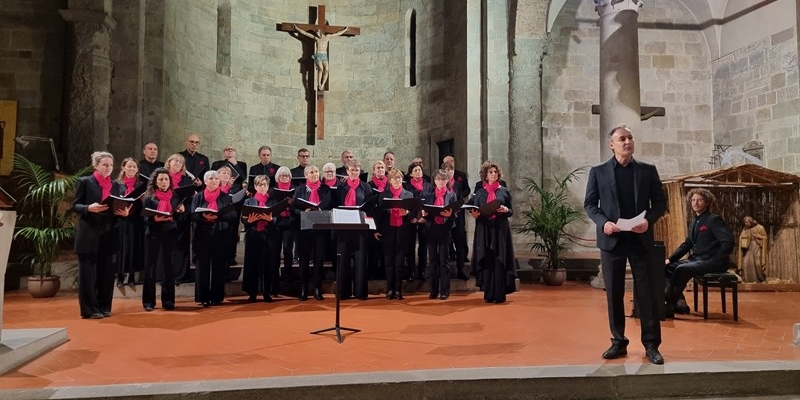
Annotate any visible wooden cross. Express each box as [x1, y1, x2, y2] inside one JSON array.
[[278, 5, 360, 141]]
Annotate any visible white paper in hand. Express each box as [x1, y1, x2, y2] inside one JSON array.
[[616, 211, 646, 231]]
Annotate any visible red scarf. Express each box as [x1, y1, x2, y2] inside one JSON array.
[[410, 177, 424, 192], [448, 177, 455, 193], [484, 181, 500, 219], [389, 186, 403, 227], [169, 171, 183, 189], [123, 176, 137, 196], [307, 180, 321, 204], [93, 171, 112, 200], [219, 183, 231, 193], [324, 177, 338, 188], [154, 189, 173, 213], [278, 181, 291, 190], [371, 175, 387, 192], [344, 179, 360, 206], [434, 186, 447, 225], [203, 188, 220, 211], [254, 192, 269, 231]]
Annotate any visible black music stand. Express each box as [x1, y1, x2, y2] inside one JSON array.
[[302, 210, 369, 343]]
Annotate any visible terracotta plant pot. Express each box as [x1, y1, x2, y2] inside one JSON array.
[[542, 268, 567, 286], [27, 275, 61, 298]]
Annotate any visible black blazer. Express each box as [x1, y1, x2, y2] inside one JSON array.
[[143, 193, 186, 233], [452, 170, 470, 200], [335, 166, 368, 182], [422, 189, 458, 230], [191, 191, 236, 236], [249, 162, 281, 191], [72, 175, 124, 254], [334, 180, 375, 209], [668, 210, 734, 267], [374, 188, 415, 230], [292, 183, 333, 215], [179, 150, 210, 180], [584, 157, 667, 252]]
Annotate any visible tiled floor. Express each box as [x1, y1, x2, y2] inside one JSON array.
[[1, 282, 798, 389]]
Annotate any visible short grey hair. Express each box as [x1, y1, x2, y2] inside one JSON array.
[[91, 151, 113, 166], [203, 170, 220, 181]]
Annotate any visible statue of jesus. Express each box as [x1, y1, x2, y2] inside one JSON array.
[[293, 24, 349, 91]]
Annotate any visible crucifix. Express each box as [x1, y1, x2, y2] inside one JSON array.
[[278, 5, 360, 141]]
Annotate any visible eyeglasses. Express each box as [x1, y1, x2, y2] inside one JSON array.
[[224, 148, 235, 151], [188, 140, 199, 144], [255, 183, 268, 187], [298, 154, 310, 158]]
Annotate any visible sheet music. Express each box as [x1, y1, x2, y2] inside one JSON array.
[[332, 208, 361, 224], [616, 211, 646, 231]]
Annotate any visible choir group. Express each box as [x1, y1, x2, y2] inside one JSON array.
[[71, 135, 516, 319]]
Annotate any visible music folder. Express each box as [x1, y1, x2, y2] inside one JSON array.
[[295, 197, 320, 211], [422, 199, 464, 216], [461, 199, 502, 217], [380, 198, 422, 216], [140, 207, 172, 218], [228, 189, 246, 204], [270, 188, 295, 202], [240, 198, 289, 219], [101, 194, 141, 212]]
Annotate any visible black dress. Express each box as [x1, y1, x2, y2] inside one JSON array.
[[115, 178, 146, 284], [467, 185, 517, 303]]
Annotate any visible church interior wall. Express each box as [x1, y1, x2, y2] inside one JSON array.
[[0, 0, 67, 157], [542, 0, 714, 240]]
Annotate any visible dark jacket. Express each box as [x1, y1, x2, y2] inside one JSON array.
[[211, 159, 248, 186], [72, 175, 124, 254], [179, 150, 209, 181], [583, 158, 667, 252], [668, 210, 734, 267]]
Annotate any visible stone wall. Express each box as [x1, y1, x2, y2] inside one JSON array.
[[712, 26, 800, 173], [543, 0, 714, 239], [0, 0, 67, 161], [159, 0, 464, 173]]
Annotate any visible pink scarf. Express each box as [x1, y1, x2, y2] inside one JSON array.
[[434, 186, 447, 225], [203, 188, 220, 211], [484, 181, 500, 219], [169, 171, 183, 189], [219, 183, 231, 193], [278, 181, 291, 190], [344, 179, 360, 206], [93, 171, 112, 200], [371, 175, 387, 192], [254, 192, 269, 231], [389, 186, 403, 227], [409, 177, 424, 192], [123, 176, 137, 196], [324, 177, 338, 188], [154, 189, 172, 213], [448, 177, 455, 193], [307, 180, 321, 204]]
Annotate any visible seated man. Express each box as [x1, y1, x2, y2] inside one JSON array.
[[664, 188, 734, 317]]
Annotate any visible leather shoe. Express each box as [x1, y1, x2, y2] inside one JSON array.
[[675, 299, 690, 315], [386, 291, 395, 300], [101, 310, 111, 317], [299, 287, 308, 301], [163, 303, 175, 310], [395, 292, 403, 300], [602, 344, 628, 359], [82, 313, 104, 319], [429, 293, 437, 299], [144, 306, 154, 312], [263, 295, 273, 303], [313, 288, 324, 301], [646, 347, 664, 364], [247, 295, 257, 303]]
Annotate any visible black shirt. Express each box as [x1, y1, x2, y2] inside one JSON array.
[[613, 158, 636, 219], [139, 159, 164, 180]]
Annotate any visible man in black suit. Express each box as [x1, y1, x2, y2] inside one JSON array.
[[248, 145, 281, 191], [584, 124, 667, 365], [211, 145, 247, 187], [664, 188, 734, 316], [138, 141, 164, 179], [335, 149, 367, 181], [442, 156, 471, 280], [178, 133, 208, 186], [290, 148, 311, 182]]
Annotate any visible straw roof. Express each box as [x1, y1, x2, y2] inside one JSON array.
[[663, 164, 800, 187]]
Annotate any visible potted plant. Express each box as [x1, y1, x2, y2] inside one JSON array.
[[11, 154, 88, 297], [518, 168, 585, 286]]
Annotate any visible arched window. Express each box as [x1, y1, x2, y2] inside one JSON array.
[[405, 9, 417, 87]]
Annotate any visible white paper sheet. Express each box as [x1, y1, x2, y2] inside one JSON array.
[[616, 211, 646, 231]]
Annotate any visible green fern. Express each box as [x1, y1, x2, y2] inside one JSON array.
[[11, 154, 89, 277]]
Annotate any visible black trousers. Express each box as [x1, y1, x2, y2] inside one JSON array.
[[174, 219, 192, 281], [406, 223, 427, 278], [665, 258, 727, 304], [451, 212, 468, 275], [242, 229, 274, 297], [297, 230, 326, 287], [427, 241, 450, 296], [77, 245, 116, 318], [143, 230, 176, 308], [600, 237, 661, 349], [195, 235, 227, 304], [337, 232, 368, 299], [382, 226, 408, 294]]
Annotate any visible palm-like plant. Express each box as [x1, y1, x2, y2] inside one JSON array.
[[12, 154, 88, 277], [518, 167, 585, 270]]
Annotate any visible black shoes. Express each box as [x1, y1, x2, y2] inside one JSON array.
[[675, 299, 691, 315], [429, 293, 438, 299], [602, 344, 628, 359], [313, 288, 324, 301], [645, 347, 664, 364], [440, 294, 449, 300], [163, 303, 175, 310], [395, 292, 404, 300], [386, 291, 396, 300], [457, 272, 469, 281], [299, 287, 308, 301], [101, 310, 111, 317], [247, 295, 257, 303], [144, 306, 154, 312], [201, 301, 211, 308], [82, 313, 103, 319], [263, 295, 273, 303]]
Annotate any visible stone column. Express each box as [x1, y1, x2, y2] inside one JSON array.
[[595, 0, 642, 160], [59, 2, 116, 171]]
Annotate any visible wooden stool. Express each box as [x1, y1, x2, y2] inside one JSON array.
[[693, 272, 738, 321]]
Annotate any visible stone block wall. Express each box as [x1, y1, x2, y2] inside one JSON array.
[[159, 0, 464, 173], [0, 0, 67, 156], [543, 0, 713, 239], [712, 26, 800, 173]]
